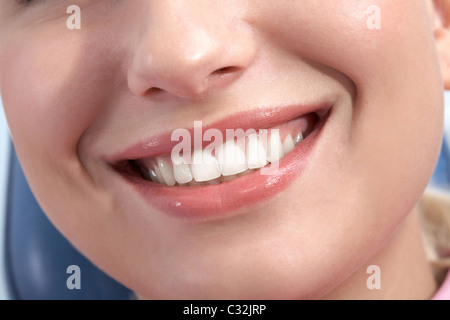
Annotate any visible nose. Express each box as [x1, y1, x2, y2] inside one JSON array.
[[127, 2, 256, 99]]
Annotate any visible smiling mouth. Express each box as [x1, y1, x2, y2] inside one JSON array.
[[111, 103, 331, 219], [127, 113, 318, 187]]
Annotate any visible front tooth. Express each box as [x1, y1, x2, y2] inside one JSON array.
[[191, 149, 222, 182], [267, 130, 283, 163], [157, 158, 176, 186], [216, 140, 248, 176], [294, 132, 304, 146], [173, 159, 193, 184], [282, 134, 295, 156], [246, 134, 268, 169], [153, 165, 166, 185]]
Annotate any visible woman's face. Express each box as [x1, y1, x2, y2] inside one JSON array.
[[0, 0, 444, 299]]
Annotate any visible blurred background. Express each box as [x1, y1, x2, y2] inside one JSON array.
[[1, 93, 450, 300]]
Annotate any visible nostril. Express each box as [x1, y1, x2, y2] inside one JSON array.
[[211, 66, 240, 77], [145, 87, 164, 96]]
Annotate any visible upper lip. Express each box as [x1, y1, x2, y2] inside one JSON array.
[[108, 102, 332, 165]]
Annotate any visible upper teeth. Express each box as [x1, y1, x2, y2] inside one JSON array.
[[140, 131, 304, 186], [191, 148, 222, 182], [216, 139, 248, 176], [246, 133, 268, 169]]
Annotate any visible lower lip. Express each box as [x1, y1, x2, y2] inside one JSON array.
[[121, 115, 327, 220]]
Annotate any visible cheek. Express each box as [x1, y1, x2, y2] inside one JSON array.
[[0, 26, 128, 261], [0, 28, 118, 169], [253, 0, 433, 85], [256, 0, 443, 197], [0, 25, 125, 234], [249, 0, 443, 279]]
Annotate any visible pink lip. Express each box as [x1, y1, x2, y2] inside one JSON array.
[[110, 104, 330, 162], [111, 103, 331, 220]]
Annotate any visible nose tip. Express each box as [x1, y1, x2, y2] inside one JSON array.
[[128, 39, 255, 99], [130, 59, 245, 99], [127, 7, 256, 100]]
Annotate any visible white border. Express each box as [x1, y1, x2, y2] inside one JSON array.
[[444, 91, 450, 144], [0, 98, 11, 300]]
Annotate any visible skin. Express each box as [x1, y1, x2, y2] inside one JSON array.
[[0, 0, 447, 299]]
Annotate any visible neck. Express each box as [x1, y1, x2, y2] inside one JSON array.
[[323, 208, 437, 300]]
